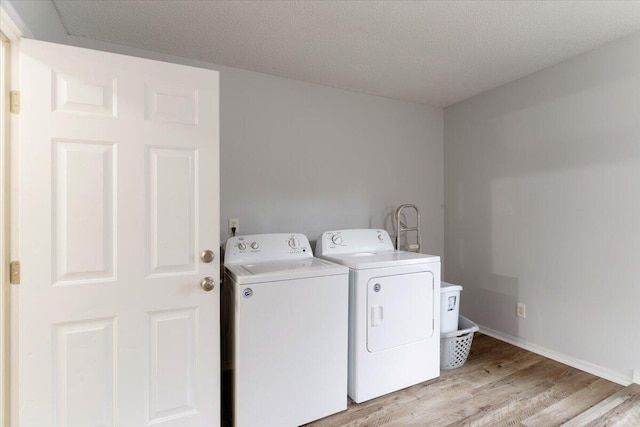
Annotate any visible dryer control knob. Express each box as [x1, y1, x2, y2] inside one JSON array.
[[331, 235, 343, 245], [251, 242, 259, 250], [288, 238, 299, 249], [238, 242, 247, 250], [378, 234, 384, 241]]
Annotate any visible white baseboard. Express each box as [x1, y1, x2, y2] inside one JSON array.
[[478, 325, 633, 386]]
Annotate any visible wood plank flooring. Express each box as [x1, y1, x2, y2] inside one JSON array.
[[561, 383, 640, 427], [305, 333, 638, 427]]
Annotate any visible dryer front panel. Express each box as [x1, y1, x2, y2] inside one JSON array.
[[366, 271, 434, 352]]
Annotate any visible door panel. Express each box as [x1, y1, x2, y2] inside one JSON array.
[[52, 71, 117, 117], [144, 85, 198, 125], [146, 146, 197, 277], [54, 317, 116, 427], [147, 307, 198, 423], [52, 140, 116, 284], [18, 39, 219, 427], [366, 271, 434, 352]]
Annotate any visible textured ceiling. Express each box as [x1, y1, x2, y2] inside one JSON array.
[[52, 0, 640, 107]]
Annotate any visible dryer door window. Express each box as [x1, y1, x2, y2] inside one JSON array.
[[366, 271, 434, 353]]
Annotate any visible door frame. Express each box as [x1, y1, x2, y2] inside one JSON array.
[[0, 6, 23, 426]]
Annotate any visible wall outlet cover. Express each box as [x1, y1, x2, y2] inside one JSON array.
[[516, 303, 526, 318], [228, 218, 239, 236]]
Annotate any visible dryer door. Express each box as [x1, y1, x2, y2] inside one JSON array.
[[366, 271, 435, 352]]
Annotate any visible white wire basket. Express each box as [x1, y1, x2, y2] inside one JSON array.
[[440, 315, 479, 370]]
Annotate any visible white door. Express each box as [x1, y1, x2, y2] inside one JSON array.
[[17, 39, 220, 427], [366, 272, 434, 352]]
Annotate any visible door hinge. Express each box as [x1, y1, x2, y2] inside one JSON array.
[[9, 260, 20, 284], [10, 90, 20, 114]]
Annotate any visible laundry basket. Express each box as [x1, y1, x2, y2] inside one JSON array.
[[440, 315, 479, 370]]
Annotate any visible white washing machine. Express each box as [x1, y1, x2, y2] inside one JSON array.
[[316, 229, 441, 403], [223, 233, 349, 427]]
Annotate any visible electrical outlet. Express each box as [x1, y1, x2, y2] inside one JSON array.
[[228, 218, 239, 236], [516, 303, 526, 318]]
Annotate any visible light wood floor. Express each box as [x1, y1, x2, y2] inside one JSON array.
[[305, 333, 639, 427]]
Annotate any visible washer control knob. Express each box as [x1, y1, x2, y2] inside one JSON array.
[[288, 238, 299, 249], [377, 234, 384, 241], [251, 242, 259, 250], [238, 242, 247, 250], [331, 235, 343, 245]]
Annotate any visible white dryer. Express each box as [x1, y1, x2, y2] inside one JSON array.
[[223, 233, 349, 427], [316, 229, 441, 403]]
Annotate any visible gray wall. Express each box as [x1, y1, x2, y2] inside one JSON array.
[[8, 0, 444, 254], [444, 32, 640, 384], [220, 67, 443, 248]]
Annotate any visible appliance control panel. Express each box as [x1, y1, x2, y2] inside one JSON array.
[[224, 233, 313, 264], [316, 229, 395, 255]]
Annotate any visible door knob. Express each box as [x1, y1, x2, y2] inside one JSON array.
[[201, 277, 215, 292], [201, 250, 215, 263]]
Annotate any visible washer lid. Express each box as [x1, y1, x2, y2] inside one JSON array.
[[225, 257, 348, 284], [319, 250, 440, 270]]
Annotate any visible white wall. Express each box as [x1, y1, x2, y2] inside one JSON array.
[[7, 0, 444, 253], [444, 32, 640, 384]]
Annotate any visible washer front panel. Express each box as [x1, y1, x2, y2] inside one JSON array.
[[230, 274, 349, 426]]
